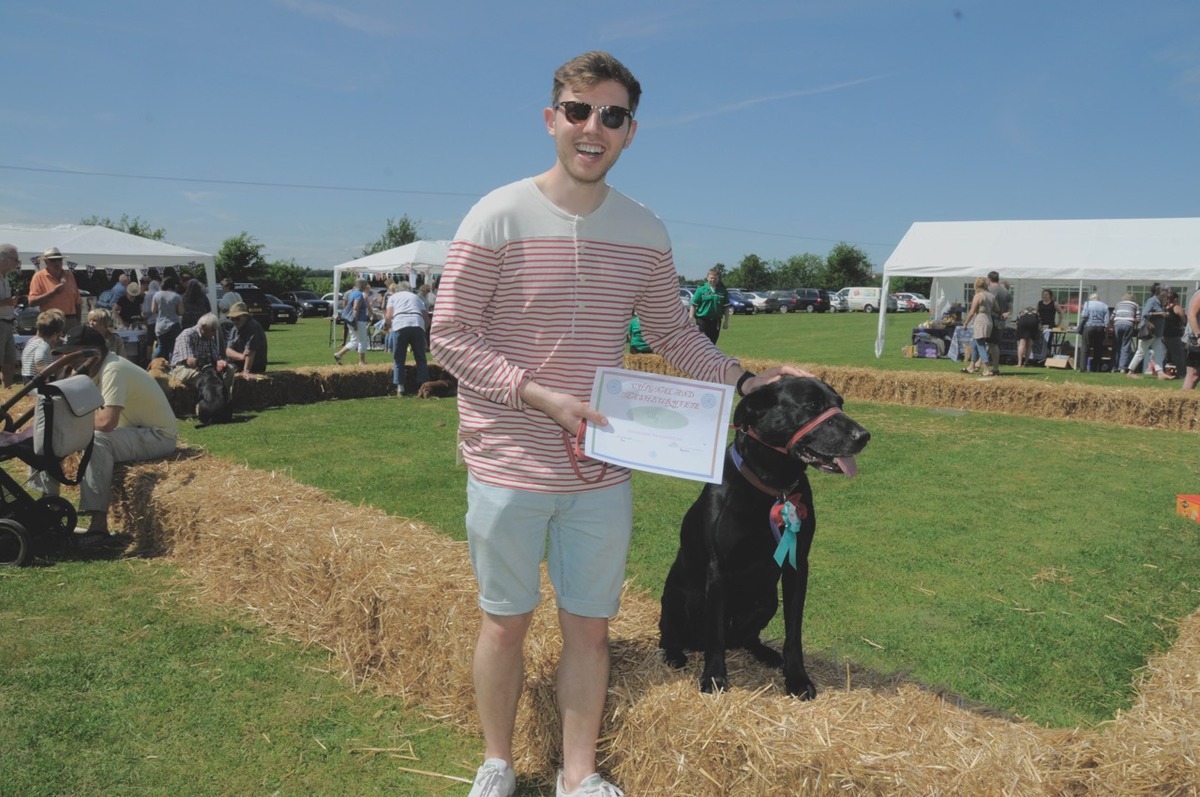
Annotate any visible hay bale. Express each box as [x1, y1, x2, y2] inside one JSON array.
[[108, 453, 1200, 795], [623, 355, 1200, 433]]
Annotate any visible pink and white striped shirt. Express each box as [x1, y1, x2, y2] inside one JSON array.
[[431, 179, 739, 493]]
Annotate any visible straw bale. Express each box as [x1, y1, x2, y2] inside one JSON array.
[[153, 364, 458, 419], [625, 355, 1200, 433], [105, 445, 1200, 796]]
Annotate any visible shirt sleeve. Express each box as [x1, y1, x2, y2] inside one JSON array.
[[429, 241, 536, 410]]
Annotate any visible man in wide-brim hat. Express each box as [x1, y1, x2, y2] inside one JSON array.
[[28, 246, 82, 328]]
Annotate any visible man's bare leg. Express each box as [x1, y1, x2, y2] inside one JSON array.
[[557, 610, 610, 792], [474, 611, 533, 766]]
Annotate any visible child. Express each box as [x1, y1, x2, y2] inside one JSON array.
[[21, 309, 66, 384]]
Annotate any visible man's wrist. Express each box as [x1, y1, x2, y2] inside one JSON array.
[[735, 370, 755, 397]]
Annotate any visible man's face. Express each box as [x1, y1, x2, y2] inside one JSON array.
[[545, 80, 637, 186], [706, 273, 718, 287], [0, 251, 17, 275]]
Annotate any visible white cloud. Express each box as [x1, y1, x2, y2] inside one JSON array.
[[649, 76, 885, 128], [273, 0, 397, 36]]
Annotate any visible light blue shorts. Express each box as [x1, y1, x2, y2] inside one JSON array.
[[465, 475, 633, 618]]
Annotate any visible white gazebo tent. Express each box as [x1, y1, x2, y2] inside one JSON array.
[[0, 222, 218, 310], [329, 239, 450, 313], [875, 218, 1200, 359]]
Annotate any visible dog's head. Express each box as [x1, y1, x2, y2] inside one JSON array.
[[147, 357, 170, 377], [733, 376, 870, 477]]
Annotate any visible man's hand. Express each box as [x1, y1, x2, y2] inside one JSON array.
[[731, 364, 815, 396], [519, 379, 607, 434]]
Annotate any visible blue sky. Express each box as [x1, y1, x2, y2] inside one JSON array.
[[4, 1, 1198, 278]]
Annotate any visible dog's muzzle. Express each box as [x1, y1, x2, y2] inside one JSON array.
[[741, 407, 858, 478]]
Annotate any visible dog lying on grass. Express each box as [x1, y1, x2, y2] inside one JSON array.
[[659, 376, 870, 698], [415, 379, 454, 399]]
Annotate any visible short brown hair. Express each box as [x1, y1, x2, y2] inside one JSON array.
[[36, 309, 66, 338], [552, 51, 642, 114]]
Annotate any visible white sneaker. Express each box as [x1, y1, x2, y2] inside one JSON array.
[[556, 771, 624, 797], [468, 759, 516, 797]]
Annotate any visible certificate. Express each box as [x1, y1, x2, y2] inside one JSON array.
[[582, 367, 734, 484]]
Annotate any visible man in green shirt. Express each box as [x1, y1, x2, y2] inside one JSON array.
[[627, 316, 652, 353], [688, 268, 730, 343]]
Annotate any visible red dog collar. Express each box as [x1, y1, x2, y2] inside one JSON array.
[[740, 406, 843, 455]]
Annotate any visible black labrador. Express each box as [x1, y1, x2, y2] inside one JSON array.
[[195, 363, 232, 426], [658, 376, 870, 698]]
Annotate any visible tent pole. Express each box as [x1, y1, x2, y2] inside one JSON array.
[[875, 275, 891, 358]]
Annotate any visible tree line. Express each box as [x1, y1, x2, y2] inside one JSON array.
[[75, 214, 932, 299], [694, 243, 930, 296]]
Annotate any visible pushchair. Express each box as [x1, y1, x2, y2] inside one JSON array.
[[0, 349, 105, 566]]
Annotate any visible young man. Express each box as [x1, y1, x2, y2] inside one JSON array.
[[688, 268, 731, 343], [431, 51, 803, 797]]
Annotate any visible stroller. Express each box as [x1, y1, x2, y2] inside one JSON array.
[[0, 349, 105, 566]]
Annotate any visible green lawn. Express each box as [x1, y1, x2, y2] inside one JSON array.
[[1, 311, 1196, 795]]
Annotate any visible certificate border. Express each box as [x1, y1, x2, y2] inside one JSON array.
[[584, 367, 734, 483]]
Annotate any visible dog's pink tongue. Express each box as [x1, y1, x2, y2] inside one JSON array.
[[836, 456, 858, 478]]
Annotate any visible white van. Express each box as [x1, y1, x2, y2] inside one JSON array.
[[837, 286, 883, 312]]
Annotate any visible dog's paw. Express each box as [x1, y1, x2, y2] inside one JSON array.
[[699, 672, 729, 693], [745, 640, 783, 668], [661, 648, 688, 669], [785, 673, 817, 700]]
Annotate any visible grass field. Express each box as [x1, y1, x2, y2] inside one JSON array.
[[2, 310, 1196, 796]]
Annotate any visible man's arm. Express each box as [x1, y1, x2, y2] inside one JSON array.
[[26, 273, 61, 306], [94, 405, 122, 433]]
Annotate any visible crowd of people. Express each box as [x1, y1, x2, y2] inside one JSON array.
[[952, 274, 1200, 389], [332, 276, 435, 397]]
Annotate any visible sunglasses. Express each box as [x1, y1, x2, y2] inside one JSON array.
[[554, 100, 633, 130]]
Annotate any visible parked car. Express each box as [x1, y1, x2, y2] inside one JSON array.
[[892, 292, 930, 312], [265, 294, 299, 325], [678, 286, 696, 308], [747, 290, 780, 313], [280, 290, 333, 317], [889, 293, 914, 312], [726, 290, 757, 315], [767, 290, 800, 313], [791, 288, 830, 313], [825, 290, 848, 312], [233, 284, 274, 330]]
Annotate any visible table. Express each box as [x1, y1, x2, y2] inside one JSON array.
[[16, 329, 148, 366]]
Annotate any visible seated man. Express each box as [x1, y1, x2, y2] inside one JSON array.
[[224, 301, 268, 378], [48, 325, 178, 543], [170, 312, 230, 388]]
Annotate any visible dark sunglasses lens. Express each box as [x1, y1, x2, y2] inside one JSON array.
[[562, 102, 592, 124], [599, 107, 629, 129]]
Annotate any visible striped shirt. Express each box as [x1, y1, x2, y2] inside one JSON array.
[[431, 178, 739, 493]]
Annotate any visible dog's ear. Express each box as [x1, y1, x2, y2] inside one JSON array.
[[733, 379, 780, 428]]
